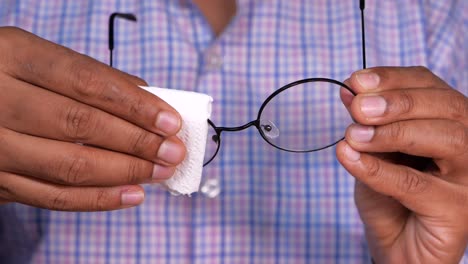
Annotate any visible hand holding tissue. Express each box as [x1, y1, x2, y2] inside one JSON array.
[[141, 86, 213, 195]]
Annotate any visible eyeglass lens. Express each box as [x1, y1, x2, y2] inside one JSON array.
[[259, 80, 353, 152], [203, 79, 355, 165]]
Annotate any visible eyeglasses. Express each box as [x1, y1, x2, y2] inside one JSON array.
[[108, 0, 367, 167]]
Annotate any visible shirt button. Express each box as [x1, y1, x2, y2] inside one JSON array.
[[205, 50, 223, 71], [200, 178, 221, 198]]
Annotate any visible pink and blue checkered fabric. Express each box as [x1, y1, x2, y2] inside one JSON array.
[[0, 0, 466, 263]]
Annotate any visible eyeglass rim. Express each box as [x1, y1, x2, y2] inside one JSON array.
[[203, 119, 222, 166], [256, 77, 356, 153], [203, 78, 356, 166], [258, 77, 355, 120]]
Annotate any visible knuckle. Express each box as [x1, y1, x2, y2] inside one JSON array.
[[93, 80, 147, 120], [55, 152, 92, 185], [396, 170, 428, 195], [105, 90, 148, 123], [365, 158, 384, 180], [396, 90, 416, 116], [108, 86, 146, 120], [387, 122, 404, 140], [0, 185, 12, 199], [126, 93, 145, 119], [128, 129, 161, 157], [385, 122, 414, 150], [0, 181, 14, 201], [92, 189, 112, 211], [0, 127, 10, 150], [446, 92, 468, 121], [62, 104, 97, 140], [126, 159, 147, 184], [448, 122, 468, 155], [48, 190, 73, 210], [69, 60, 104, 98]]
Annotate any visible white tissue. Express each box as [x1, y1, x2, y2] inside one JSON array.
[[140, 86, 213, 195]]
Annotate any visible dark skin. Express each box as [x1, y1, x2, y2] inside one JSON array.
[[0, 27, 186, 210], [192, 0, 236, 36], [1, 1, 467, 262], [337, 67, 468, 263], [0, 0, 231, 212]]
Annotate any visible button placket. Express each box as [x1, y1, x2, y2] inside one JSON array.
[[204, 47, 223, 71]]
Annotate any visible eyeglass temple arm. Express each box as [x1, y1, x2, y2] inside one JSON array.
[[108, 13, 137, 67], [360, 0, 366, 69]]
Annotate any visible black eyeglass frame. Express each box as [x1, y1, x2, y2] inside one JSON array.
[[108, 12, 137, 67], [107, 0, 367, 167], [203, 78, 356, 166]]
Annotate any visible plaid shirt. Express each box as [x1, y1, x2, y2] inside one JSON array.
[[0, 0, 466, 263]]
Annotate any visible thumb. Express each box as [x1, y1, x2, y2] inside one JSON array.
[[336, 140, 454, 217]]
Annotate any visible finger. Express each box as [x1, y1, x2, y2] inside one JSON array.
[[349, 87, 468, 125], [0, 171, 145, 211], [0, 199, 10, 205], [118, 70, 149, 87], [0, 77, 186, 165], [348, 66, 451, 94], [336, 141, 465, 215], [0, 27, 181, 137], [0, 127, 177, 186], [345, 120, 468, 160], [340, 79, 354, 109]]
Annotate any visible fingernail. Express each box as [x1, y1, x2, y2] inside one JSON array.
[[157, 140, 185, 164], [152, 164, 176, 180], [344, 144, 360, 161], [155, 111, 181, 135], [356, 71, 380, 90], [121, 189, 145, 206], [360, 96, 386, 117], [340, 86, 354, 107], [349, 124, 374, 143]]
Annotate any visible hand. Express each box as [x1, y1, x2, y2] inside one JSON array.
[[0, 27, 186, 211], [336, 66, 468, 263]]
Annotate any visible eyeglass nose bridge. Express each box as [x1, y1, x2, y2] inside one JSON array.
[[204, 119, 261, 167], [212, 119, 271, 146], [214, 120, 259, 133]]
